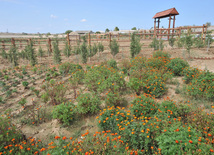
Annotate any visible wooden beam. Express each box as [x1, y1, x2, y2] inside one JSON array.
[[168, 15, 171, 40], [172, 15, 176, 36], [154, 18, 157, 38]]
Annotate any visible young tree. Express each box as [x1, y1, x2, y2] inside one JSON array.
[[131, 27, 137, 30], [98, 42, 104, 61], [27, 41, 37, 66], [53, 41, 61, 64], [1, 49, 8, 59], [65, 30, 73, 34], [80, 36, 88, 64], [105, 28, 110, 33], [130, 33, 142, 58], [169, 37, 176, 48], [8, 46, 18, 66], [38, 46, 44, 61], [114, 27, 119, 31], [63, 42, 71, 57], [109, 39, 119, 58]]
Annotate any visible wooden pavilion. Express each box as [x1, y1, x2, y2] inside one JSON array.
[[153, 8, 179, 40]]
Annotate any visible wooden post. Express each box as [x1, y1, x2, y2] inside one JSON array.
[[48, 38, 52, 52], [201, 24, 205, 41], [20, 40, 22, 48], [179, 27, 181, 38], [11, 38, 15, 47], [2, 41, 5, 50], [140, 30, 142, 39], [109, 33, 111, 44], [117, 33, 119, 41], [154, 18, 156, 38], [172, 15, 176, 36], [168, 15, 171, 40], [204, 24, 208, 43], [144, 30, 146, 39], [67, 33, 70, 50], [149, 30, 151, 39], [157, 18, 160, 38]]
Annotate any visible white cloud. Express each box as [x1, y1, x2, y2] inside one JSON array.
[[50, 14, 57, 19], [81, 19, 87, 22]]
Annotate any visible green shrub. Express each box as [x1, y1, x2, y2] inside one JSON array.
[[22, 81, 29, 89], [183, 67, 200, 84], [18, 98, 27, 106], [156, 122, 211, 154], [153, 51, 171, 59], [149, 38, 164, 51], [76, 93, 101, 115], [53, 41, 61, 64], [130, 33, 142, 58], [130, 95, 158, 118], [109, 39, 119, 58], [52, 102, 76, 125], [107, 59, 117, 69], [97, 106, 131, 133], [166, 58, 189, 76]]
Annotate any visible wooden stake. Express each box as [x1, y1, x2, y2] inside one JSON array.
[[67, 33, 70, 50], [48, 38, 52, 52]]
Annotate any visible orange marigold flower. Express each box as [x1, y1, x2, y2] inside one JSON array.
[[62, 136, 67, 140], [175, 140, 179, 143], [55, 136, 60, 139], [208, 133, 212, 137], [189, 140, 193, 144], [27, 148, 31, 151]]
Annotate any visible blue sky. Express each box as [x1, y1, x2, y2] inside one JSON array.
[[0, 0, 213, 33]]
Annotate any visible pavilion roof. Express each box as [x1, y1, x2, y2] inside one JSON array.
[[153, 8, 179, 19]]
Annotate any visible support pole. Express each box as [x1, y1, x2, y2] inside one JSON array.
[[154, 18, 157, 38], [48, 38, 52, 53], [168, 15, 171, 40], [67, 33, 70, 50], [11, 38, 15, 47], [157, 18, 160, 38], [173, 15, 176, 37]]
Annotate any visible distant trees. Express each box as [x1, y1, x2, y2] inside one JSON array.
[[105, 28, 110, 33], [65, 30, 73, 34], [114, 27, 119, 31], [131, 27, 137, 30], [206, 22, 211, 27]]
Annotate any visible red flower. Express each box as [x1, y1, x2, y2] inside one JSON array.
[[175, 140, 179, 143], [62, 136, 67, 140], [189, 140, 193, 144]]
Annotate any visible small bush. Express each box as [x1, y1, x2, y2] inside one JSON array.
[[22, 81, 29, 89], [107, 59, 117, 69], [130, 95, 158, 118], [18, 98, 27, 106], [166, 58, 189, 76], [109, 39, 119, 58], [76, 93, 101, 115], [52, 102, 76, 125]]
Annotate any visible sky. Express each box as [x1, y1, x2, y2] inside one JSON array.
[[0, 0, 213, 34]]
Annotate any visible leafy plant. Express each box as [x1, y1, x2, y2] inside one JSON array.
[[80, 36, 88, 64], [8, 46, 19, 66], [22, 81, 29, 89], [130, 33, 142, 58], [76, 93, 101, 115], [18, 98, 27, 106], [168, 37, 176, 48], [166, 58, 189, 76], [63, 42, 71, 57], [107, 59, 117, 69], [52, 102, 76, 125], [53, 41, 61, 64], [109, 39, 119, 58]]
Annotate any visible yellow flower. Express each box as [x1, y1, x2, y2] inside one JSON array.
[[98, 82, 100, 85]]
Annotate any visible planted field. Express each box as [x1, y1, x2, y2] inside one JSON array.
[[0, 36, 214, 154]]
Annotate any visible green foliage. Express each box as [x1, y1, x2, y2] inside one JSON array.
[[98, 42, 104, 53], [168, 37, 176, 48], [107, 59, 117, 69], [76, 93, 101, 115], [194, 35, 205, 48], [114, 26, 119, 31], [183, 67, 200, 84], [130, 95, 158, 118], [109, 39, 119, 57], [149, 38, 164, 51], [88, 44, 98, 57], [53, 41, 61, 64], [156, 123, 211, 154], [18, 98, 27, 106], [97, 106, 131, 133], [28, 41, 37, 66], [184, 34, 194, 57], [166, 58, 189, 76], [41, 92, 49, 103], [22, 81, 29, 88], [59, 62, 82, 75], [153, 50, 171, 59], [52, 102, 76, 125], [65, 30, 73, 34], [8, 46, 19, 66], [63, 42, 71, 57], [1, 49, 8, 59], [80, 36, 88, 64], [130, 33, 142, 58], [105, 28, 110, 33], [131, 27, 137, 30], [38, 46, 44, 58], [185, 70, 214, 101]]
